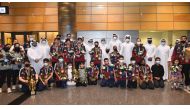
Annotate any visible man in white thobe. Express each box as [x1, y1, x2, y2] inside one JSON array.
[[120, 35, 134, 65], [144, 38, 156, 68], [108, 34, 122, 53], [156, 39, 170, 80], [27, 41, 43, 74]]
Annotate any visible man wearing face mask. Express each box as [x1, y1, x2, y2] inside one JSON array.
[[114, 56, 127, 88], [37, 58, 53, 91], [64, 33, 74, 47], [11, 43, 25, 90], [84, 39, 94, 67], [110, 46, 120, 64], [74, 38, 86, 70], [168, 39, 180, 63], [99, 38, 110, 65], [50, 38, 63, 68], [132, 38, 147, 65], [90, 41, 102, 73], [108, 34, 122, 53], [144, 38, 156, 68], [156, 39, 170, 81], [19, 59, 38, 93], [120, 35, 135, 65], [54, 56, 68, 88], [39, 37, 50, 60], [172, 36, 190, 91], [10, 39, 24, 53], [151, 57, 165, 88], [63, 39, 74, 64], [127, 57, 139, 89], [27, 41, 43, 74], [0, 44, 13, 93]]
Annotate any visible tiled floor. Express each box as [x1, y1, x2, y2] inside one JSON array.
[[1, 83, 190, 105], [0, 91, 23, 105]]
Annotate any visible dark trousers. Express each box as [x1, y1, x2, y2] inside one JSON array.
[[139, 80, 154, 89], [21, 84, 30, 93], [52, 62, 57, 80], [37, 79, 54, 91], [76, 79, 87, 87], [153, 79, 164, 88], [115, 80, 126, 88], [88, 78, 97, 85], [127, 80, 137, 88], [100, 78, 115, 87], [12, 70, 19, 86], [182, 64, 190, 86], [0, 70, 12, 88], [75, 62, 81, 70], [56, 80, 67, 88]]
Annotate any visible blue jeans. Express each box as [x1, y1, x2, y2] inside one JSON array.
[[101, 78, 115, 87], [37, 79, 54, 91], [56, 80, 67, 88], [115, 80, 126, 88]]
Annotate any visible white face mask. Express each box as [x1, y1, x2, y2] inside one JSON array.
[[42, 41, 46, 44], [58, 58, 64, 62], [126, 39, 130, 42], [156, 61, 160, 64], [68, 65, 72, 69], [137, 42, 141, 45], [113, 37, 117, 40], [161, 42, 166, 46], [119, 60, 124, 63], [131, 61, 136, 64], [101, 41, 106, 44], [44, 63, 48, 66]]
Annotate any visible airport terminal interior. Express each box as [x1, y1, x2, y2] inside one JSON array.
[[0, 2, 190, 105]]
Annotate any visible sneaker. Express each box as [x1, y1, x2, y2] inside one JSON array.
[[12, 85, 16, 90], [7, 88, 12, 93], [0, 88, 2, 93], [19, 84, 22, 89], [50, 83, 54, 87]]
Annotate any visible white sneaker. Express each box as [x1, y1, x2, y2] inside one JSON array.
[[12, 85, 16, 90], [187, 86, 190, 91], [7, 88, 12, 93], [0, 88, 2, 93], [19, 84, 22, 89], [50, 83, 54, 87]]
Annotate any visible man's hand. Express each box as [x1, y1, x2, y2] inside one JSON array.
[[44, 79, 48, 85], [24, 80, 28, 83]]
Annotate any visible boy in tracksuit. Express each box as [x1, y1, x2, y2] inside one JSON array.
[[100, 58, 115, 87]]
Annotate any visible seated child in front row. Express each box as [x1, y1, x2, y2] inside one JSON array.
[[100, 58, 115, 88], [139, 59, 154, 90], [54, 56, 67, 88], [37, 58, 53, 91], [19, 59, 38, 94], [76, 62, 87, 87], [127, 57, 139, 89], [87, 61, 99, 85], [114, 56, 127, 89], [151, 57, 165, 88], [170, 59, 183, 89]]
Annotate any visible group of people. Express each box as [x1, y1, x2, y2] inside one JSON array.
[[0, 33, 190, 94]]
